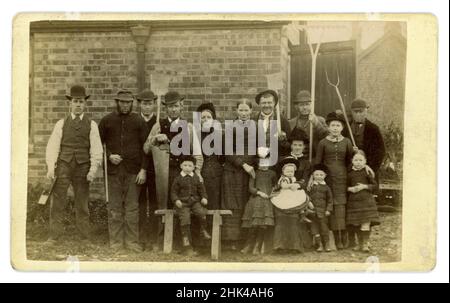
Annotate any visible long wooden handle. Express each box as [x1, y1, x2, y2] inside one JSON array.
[[308, 42, 321, 162], [103, 144, 109, 203], [334, 87, 357, 147]]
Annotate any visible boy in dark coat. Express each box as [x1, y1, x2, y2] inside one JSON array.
[[171, 155, 211, 256], [308, 163, 334, 252]]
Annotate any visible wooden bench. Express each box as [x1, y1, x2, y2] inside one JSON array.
[[206, 210, 232, 261], [154, 209, 232, 260]]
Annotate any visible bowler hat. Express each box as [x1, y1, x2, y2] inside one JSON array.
[[163, 91, 184, 106], [65, 85, 90, 100], [293, 90, 311, 103], [196, 102, 216, 119], [326, 111, 346, 125], [114, 89, 135, 102], [136, 89, 157, 102], [255, 89, 279, 105], [288, 128, 309, 144], [351, 98, 369, 110], [179, 155, 196, 166], [312, 163, 329, 175]]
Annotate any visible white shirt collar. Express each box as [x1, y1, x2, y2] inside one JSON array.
[[168, 117, 180, 124], [313, 180, 327, 185], [141, 112, 154, 122], [71, 113, 84, 120], [260, 111, 273, 119], [180, 171, 195, 177]]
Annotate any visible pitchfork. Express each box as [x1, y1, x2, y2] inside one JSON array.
[[325, 68, 357, 148]]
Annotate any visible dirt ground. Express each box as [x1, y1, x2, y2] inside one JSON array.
[[26, 211, 401, 264]]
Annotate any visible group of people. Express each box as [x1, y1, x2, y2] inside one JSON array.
[[44, 84, 386, 257]]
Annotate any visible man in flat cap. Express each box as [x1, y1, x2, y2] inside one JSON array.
[[253, 89, 291, 160], [289, 90, 328, 156], [45, 85, 103, 245], [135, 89, 158, 250], [346, 98, 385, 178], [99, 89, 150, 253]]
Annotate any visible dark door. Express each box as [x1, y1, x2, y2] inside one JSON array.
[[290, 40, 356, 119]]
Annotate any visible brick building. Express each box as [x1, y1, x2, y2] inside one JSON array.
[[356, 23, 407, 128], [28, 20, 293, 196]]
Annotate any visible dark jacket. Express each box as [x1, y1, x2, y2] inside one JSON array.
[[343, 118, 385, 172], [99, 111, 149, 175], [171, 173, 208, 204], [308, 183, 333, 218]]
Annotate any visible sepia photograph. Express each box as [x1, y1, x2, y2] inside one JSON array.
[[10, 13, 437, 272]]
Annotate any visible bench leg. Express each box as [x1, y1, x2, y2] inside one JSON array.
[[162, 213, 174, 254], [211, 213, 222, 261]]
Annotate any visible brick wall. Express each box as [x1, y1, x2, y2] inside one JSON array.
[[144, 27, 284, 121], [28, 25, 286, 198], [357, 35, 406, 129]]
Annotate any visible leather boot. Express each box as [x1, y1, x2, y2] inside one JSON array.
[[341, 229, 349, 248], [361, 231, 371, 252], [252, 229, 265, 255], [315, 236, 323, 252], [334, 231, 343, 250], [199, 219, 212, 240], [241, 229, 256, 254], [347, 226, 357, 249], [354, 230, 363, 251], [322, 234, 331, 252]]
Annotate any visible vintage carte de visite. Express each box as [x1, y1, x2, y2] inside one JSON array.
[[11, 13, 437, 272]]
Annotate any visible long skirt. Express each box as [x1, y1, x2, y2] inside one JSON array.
[[272, 207, 312, 252], [346, 191, 380, 226]]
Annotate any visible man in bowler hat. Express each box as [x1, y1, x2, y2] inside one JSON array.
[[136, 89, 158, 250], [45, 85, 103, 245], [99, 89, 150, 253]]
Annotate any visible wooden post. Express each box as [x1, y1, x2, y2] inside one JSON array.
[[207, 210, 232, 261], [155, 209, 175, 254]]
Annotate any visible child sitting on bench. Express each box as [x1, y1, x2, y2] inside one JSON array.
[[171, 155, 211, 256]]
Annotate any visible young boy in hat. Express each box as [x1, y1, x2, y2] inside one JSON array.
[[308, 163, 334, 252], [171, 155, 211, 256], [136, 90, 158, 250], [45, 85, 103, 245], [98, 89, 149, 253]]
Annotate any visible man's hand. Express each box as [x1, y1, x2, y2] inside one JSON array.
[[155, 134, 169, 143], [353, 146, 359, 153], [200, 198, 208, 206], [354, 183, 368, 192], [46, 168, 55, 180], [109, 154, 123, 165], [325, 210, 331, 217], [136, 169, 147, 185], [175, 200, 183, 208], [242, 163, 256, 179], [306, 175, 314, 191], [277, 131, 287, 141], [309, 113, 320, 125], [364, 165, 375, 178], [86, 171, 96, 183]]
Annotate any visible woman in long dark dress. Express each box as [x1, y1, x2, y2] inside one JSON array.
[[315, 112, 355, 249], [196, 102, 224, 210], [273, 128, 312, 252], [221, 99, 257, 250]]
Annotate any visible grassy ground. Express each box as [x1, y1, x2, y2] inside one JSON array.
[[26, 211, 401, 263]]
